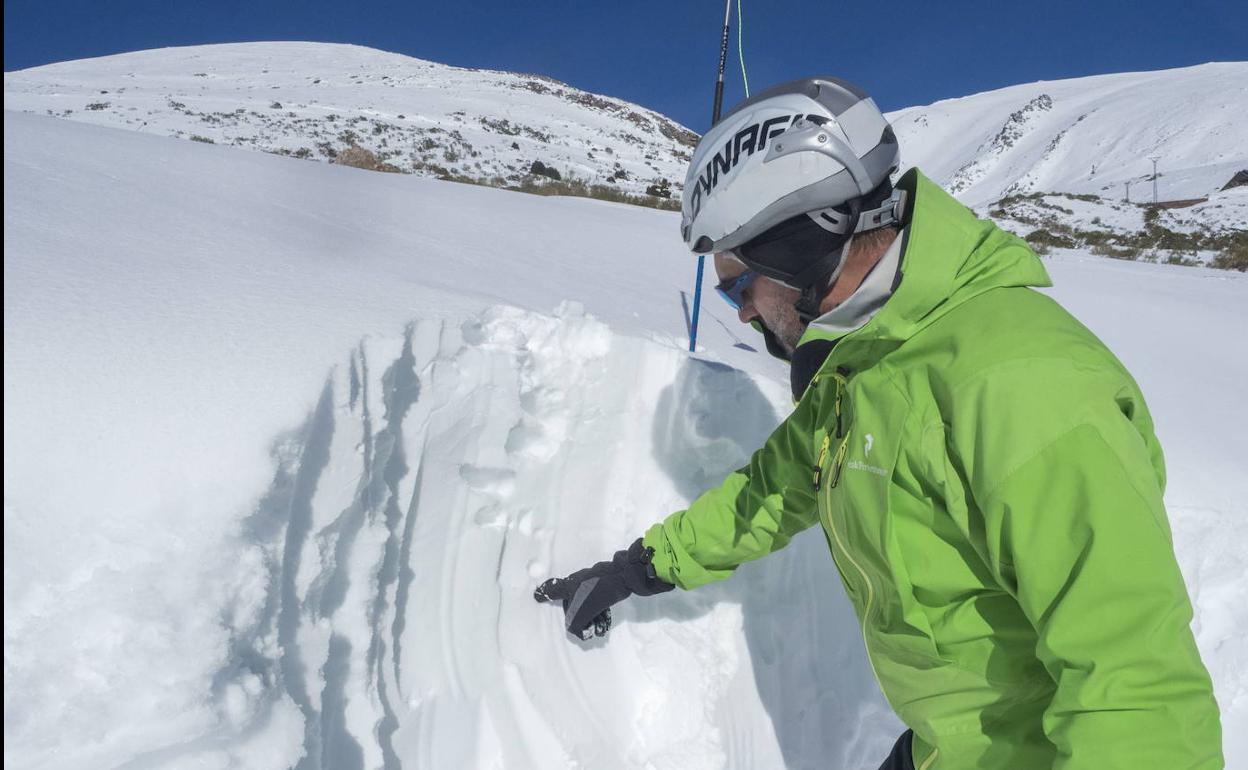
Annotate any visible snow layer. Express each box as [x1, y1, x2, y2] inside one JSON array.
[[5, 111, 1247, 769]]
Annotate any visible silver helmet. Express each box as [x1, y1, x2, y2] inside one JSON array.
[[681, 77, 903, 315]]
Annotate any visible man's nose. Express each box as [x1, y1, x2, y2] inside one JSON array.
[[737, 302, 758, 325]]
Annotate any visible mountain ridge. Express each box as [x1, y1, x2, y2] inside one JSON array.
[[5, 43, 1245, 266], [3, 41, 695, 207]]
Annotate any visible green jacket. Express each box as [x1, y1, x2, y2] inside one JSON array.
[[642, 170, 1222, 769]]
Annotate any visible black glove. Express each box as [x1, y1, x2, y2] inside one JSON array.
[[534, 538, 675, 640]]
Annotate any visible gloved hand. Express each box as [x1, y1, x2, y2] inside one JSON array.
[[534, 538, 675, 640]]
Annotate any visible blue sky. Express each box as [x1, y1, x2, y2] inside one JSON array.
[[5, 0, 1245, 131]]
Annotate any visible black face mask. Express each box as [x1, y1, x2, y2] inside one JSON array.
[[750, 319, 793, 362], [733, 211, 852, 286]]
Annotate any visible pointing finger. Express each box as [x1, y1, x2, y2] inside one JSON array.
[[534, 577, 568, 603]]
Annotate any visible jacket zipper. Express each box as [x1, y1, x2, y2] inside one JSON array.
[[816, 372, 888, 697], [918, 748, 939, 769], [825, 461, 885, 698], [828, 435, 850, 488]]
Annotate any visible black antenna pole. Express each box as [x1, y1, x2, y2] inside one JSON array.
[[690, 0, 735, 353], [711, 0, 733, 124]]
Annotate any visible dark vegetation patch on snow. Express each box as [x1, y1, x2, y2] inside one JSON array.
[[988, 192, 1248, 270]]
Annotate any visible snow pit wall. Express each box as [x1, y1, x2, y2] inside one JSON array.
[[3, 304, 900, 770], [224, 304, 902, 770]]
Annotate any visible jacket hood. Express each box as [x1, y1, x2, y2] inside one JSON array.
[[794, 168, 1052, 378]]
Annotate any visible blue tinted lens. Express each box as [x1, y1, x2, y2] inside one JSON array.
[[716, 270, 758, 310]]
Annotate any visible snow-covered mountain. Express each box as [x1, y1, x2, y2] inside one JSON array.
[[5, 106, 1248, 769], [2, 42, 696, 204], [889, 63, 1248, 268], [7, 44, 1245, 267], [889, 62, 1247, 206]]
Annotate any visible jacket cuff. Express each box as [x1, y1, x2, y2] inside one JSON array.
[[641, 520, 734, 590], [641, 523, 681, 588]]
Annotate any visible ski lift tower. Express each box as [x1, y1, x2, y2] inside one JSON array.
[[1149, 157, 1160, 203]]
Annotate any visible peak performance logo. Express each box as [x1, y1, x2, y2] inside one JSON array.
[[687, 112, 821, 220]]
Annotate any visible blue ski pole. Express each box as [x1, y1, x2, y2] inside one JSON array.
[[689, 0, 734, 353]]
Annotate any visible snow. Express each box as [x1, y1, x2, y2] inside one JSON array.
[[888, 62, 1248, 206], [978, 187, 1248, 267], [5, 95, 1247, 770], [1175, 186, 1248, 233], [2, 42, 695, 199], [7, 42, 1242, 274]]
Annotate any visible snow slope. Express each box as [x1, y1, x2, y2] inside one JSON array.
[[8, 44, 1245, 211], [888, 62, 1248, 206], [5, 111, 1248, 769], [7, 44, 1245, 269], [2, 42, 695, 199]]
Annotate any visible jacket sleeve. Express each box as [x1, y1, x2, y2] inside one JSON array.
[[642, 389, 823, 590], [979, 419, 1222, 769]]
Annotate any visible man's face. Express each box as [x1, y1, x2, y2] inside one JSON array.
[[714, 253, 806, 357]]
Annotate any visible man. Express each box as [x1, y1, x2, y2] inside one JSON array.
[[535, 77, 1222, 769]]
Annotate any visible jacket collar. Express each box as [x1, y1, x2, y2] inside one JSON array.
[[790, 168, 1052, 401]]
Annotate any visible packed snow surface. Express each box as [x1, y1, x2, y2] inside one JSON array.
[[5, 111, 1247, 769]]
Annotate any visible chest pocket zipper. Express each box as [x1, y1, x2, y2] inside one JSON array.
[[813, 373, 851, 492]]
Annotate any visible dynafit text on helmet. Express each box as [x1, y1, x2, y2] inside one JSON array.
[[535, 77, 1223, 770]]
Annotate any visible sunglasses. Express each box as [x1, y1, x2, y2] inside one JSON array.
[[715, 269, 760, 310]]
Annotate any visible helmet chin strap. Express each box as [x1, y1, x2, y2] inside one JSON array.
[[791, 187, 907, 323], [794, 236, 852, 322], [733, 187, 908, 325], [791, 194, 863, 323]]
